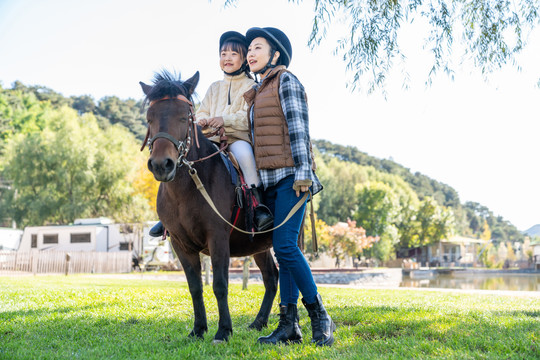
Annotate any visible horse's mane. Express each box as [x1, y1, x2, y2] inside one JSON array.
[[143, 70, 195, 105]]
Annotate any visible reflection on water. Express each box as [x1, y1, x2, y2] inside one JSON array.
[[400, 273, 540, 292]]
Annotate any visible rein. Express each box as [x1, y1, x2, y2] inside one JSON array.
[[186, 162, 312, 238]]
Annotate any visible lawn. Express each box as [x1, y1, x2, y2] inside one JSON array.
[[0, 274, 539, 359]]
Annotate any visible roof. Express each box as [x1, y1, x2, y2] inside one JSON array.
[[441, 236, 488, 245]]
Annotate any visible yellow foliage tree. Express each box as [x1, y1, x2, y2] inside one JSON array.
[[480, 220, 491, 241], [132, 155, 159, 216]]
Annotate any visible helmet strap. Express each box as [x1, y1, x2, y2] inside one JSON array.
[[254, 49, 277, 75], [224, 62, 247, 76]]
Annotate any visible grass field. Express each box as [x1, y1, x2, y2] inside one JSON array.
[[0, 274, 539, 359]]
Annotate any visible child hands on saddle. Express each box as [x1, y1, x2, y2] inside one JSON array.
[[197, 116, 224, 128]]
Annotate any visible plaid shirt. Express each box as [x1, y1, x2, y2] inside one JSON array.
[[251, 71, 322, 195]]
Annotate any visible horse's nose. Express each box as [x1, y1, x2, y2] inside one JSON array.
[[148, 157, 176, 181]]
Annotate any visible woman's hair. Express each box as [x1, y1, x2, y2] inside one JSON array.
[[264, 38, 285, 66]]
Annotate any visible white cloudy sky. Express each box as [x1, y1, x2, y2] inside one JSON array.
[[0, 0, 538, 230]]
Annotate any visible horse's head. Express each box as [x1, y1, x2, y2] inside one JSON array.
[[140, 71, 200, 182]]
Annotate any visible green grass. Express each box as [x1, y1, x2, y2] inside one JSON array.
[[0, 275, 539, 359]]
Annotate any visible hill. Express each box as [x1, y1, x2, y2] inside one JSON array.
[[524, 224, 540, 237], [313, 139, 524, 244]]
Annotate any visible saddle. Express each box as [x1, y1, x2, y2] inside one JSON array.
[[212, 143, 273, 236]]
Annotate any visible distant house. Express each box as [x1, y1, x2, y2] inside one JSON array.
[[399, 236, 488, 267], [16, 218, 176, 268], [0, 228, 23, 251], [18, 218, 141, 253], [532, 241, 540, 270]]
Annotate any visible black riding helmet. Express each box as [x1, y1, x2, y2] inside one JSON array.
[[246, 27, 292, 74]]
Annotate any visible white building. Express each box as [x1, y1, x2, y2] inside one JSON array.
[[18, 218, 140, 253], [0, 228, 23, 251]]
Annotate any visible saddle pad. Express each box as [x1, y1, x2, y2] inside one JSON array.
[[215, 145, 240, 186]]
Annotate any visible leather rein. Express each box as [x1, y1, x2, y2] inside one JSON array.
[[140, 94, 227, 167]]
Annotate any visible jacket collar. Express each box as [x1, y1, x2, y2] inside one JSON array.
[[244, 66, 287, 106]]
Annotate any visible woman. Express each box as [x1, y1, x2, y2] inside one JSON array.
[[150, 31, 272, 238], [244, 27, 336, 346]]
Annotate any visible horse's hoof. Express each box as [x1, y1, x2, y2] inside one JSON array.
[[248, 319, 268, 331], [212, 339, 226, 345], [188, 330, 205, 340]]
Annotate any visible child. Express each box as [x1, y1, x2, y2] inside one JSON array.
[[150, 31, 272, 237]]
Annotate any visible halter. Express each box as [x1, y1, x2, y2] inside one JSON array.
[[140, 94, 198, 168], [140, 94, 228, 168]]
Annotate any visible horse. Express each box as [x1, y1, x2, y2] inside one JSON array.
[[139, 70, 278, 343]]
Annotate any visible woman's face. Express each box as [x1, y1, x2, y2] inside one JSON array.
[[220, 46, 244, 73], [247, 37, 277, 73]]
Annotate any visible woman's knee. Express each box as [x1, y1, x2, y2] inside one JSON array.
[[273, 241, 301, 260]]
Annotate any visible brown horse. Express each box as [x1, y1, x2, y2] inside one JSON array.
[[139, 70, 278, 343]]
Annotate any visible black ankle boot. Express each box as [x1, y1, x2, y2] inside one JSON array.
[[257, 304, 302, 345], [251, 185, 274, 231], [302, 294, 336, 346], [149, 221, 164, 237]]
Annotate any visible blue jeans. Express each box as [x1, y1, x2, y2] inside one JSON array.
[[264, 175, 318, 305]]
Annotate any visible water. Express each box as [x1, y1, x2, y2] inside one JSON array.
[[401, 272, 540, 292]]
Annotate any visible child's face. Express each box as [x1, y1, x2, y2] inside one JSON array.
[[220, 47, 244, 73]]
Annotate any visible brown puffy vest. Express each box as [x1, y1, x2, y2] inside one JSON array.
[[244, 66, 295, 170]]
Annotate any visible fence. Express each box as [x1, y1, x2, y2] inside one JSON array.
[[0, 251, 132, 274]]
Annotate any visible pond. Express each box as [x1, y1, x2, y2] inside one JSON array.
[[400, 272, 540, 292]]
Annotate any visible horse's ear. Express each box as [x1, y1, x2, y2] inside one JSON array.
[[139, 81, 153, 95], [183, 71, 200, 95]]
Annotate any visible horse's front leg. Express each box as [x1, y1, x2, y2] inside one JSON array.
[[208, 234, 232, 343], [172, 241, 208, 339]]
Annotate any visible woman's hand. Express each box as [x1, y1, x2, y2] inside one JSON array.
[[197, 118, 208, 127], [206, 116, 224, 128], [295, 185, 309, 197], [293, 180, 312, 197]]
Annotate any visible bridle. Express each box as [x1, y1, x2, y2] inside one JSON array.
[[140, 94, 227, 168]]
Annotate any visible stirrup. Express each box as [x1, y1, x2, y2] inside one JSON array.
[[255, 205, 274, 231]]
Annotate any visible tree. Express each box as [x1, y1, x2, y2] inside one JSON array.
[[96, 96, 147, 140], [325, 219, 378, 268], [354, 181, 399, 237], [414, 197, 455, 246], [480, 219, 492, 241], [303, 216, 332, 261], [71, 95, 96, 115], [132, 155, 160, 214], [225, 0, 540, 92], [1, 107, 151, 226], [315, 154, 369, 225]]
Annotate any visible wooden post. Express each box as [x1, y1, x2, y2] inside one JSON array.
[[203, 255, 211, 286], [65, 253, 71, 276], [242, 256, 252, 290]]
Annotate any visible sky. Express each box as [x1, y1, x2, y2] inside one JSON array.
[[0, 0, 539, 231]]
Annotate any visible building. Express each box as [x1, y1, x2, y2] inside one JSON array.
[[532, 241, 540, 270], [18, 218, 141, 252], [399, 236, 488, 267], [0, 228, 23, 251], [16, 218, 176, 269]]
